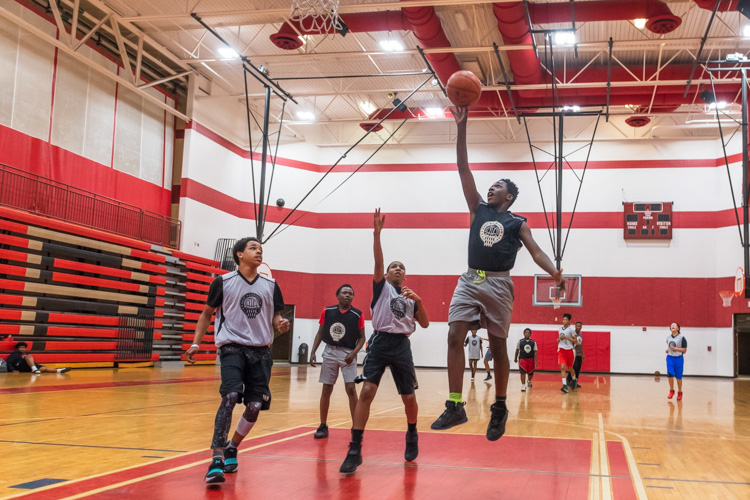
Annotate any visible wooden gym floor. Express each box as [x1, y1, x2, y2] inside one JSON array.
[[1, 364, 749, 499]]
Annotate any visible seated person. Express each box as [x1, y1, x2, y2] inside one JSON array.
[[6, 342, 71, 374]]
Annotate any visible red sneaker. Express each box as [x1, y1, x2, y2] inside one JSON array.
[[677, 392, 683, 401], [667, 390, 675, 399]]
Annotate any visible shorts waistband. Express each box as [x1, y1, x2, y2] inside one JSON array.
[[467, 268, 510, 277], [373, 330, 408, 336]]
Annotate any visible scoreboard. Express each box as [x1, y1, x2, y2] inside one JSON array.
[[623, 202, 673, 240]]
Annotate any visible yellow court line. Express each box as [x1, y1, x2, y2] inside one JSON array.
[[589, 431, 600, 500], [60, 430, 315, 500], [606, 429, 649, 500], [2, 425, 313, 500], [598, 414, 612, 500]]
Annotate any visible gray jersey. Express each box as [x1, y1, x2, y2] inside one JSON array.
[[370, 279, 416, 335], [558, 325, 575, 350], [574, 331, 583, 356], [466, 335, 482, 359], [208, 271, 284, 347], [666, 332, 687, 357]]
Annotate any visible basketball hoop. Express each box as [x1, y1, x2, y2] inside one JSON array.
[[720, 290, 736, 308], [290, 0, 344, 33], [552, 297, 562, 310], [736, 267, 745, 297]]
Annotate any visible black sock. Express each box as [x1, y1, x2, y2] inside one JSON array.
[[407, 422, 417, 433], [351, 429, 364, 444], [495, 396, 507, 409]]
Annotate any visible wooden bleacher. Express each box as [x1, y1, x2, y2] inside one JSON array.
[[0, 206, 224, 368]]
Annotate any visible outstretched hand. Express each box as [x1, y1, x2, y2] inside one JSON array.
[[553, 269, 565, 293], [451, 106, 469, 125], [374, 208, 385, 232], [401, 285, 422, 304]]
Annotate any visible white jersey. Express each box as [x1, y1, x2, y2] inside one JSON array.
[[558, 325, 576, 350], [466, 336, 482, 359], [370, 279, 416, 335], [208, 271, 284, 347]]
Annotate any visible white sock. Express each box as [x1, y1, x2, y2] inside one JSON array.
[[562, 377, 567, 385], [56, 368, 64, 373], [32, 366, 39, 372]]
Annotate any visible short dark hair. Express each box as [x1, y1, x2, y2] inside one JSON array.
[[575, 321, 582, 325], [501, 179, 519, 204], [14, 341, 28, 350], [563, 313, 572, 320], [523, 328, 532, 334], [336, 284, 354, 296], [233, 237, 261, 265]]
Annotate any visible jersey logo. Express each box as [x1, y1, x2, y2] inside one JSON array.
[[240, 292, 263, 319], [668, 340, 676, 348], [523, 344, 532, 354], [472, 339, 478, 346], [479, 221, 504, 247], [329, 322, 346, 342], [390, 297, 407, 319]]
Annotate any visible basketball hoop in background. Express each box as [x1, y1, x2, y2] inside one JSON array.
[[258, 262, 273, 279], [290, 0, 346, 34], [720, 290, 736, 308], [735, 267, 745, 297], [551, 297, 562, 310]]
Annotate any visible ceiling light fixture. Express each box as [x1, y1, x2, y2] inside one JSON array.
[[552, 31, 576, 46], [424, 107, 444, 118], [218, 46, 240, 59], [562, 105, 581, 112], [359, 101, 376, 115], [633, 18, 647, 30], [380, 40, 404, 52], [296, 111, 315, 121], [708, 102, 728, 110]]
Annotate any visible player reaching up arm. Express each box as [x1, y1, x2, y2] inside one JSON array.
[[431, 105, 563, 441], [340, 209, 429, 475]]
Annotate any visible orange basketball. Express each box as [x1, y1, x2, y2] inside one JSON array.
[[446, 70, 482, 107]]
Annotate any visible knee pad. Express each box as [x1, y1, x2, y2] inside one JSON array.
[[243, 401, 262, 422], [222, 392, 239, 409]]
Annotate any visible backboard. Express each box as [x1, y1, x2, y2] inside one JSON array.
[[533, 274, 582, 307]]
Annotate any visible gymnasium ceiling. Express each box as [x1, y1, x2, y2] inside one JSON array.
[[7, 0, 750, 146]]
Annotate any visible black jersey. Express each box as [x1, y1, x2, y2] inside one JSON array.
[[468, 202, 526, 272], [319, 305, 364, 349], [517, 338, 537, 359]]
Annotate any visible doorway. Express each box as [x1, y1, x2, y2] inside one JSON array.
[[734, 314, 750, 376], [272, 305, 295, 361]]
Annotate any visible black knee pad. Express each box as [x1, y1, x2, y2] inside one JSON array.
[[243, 401, 262, 422], [223, 392, 239, 408]]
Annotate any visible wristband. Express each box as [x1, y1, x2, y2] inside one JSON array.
[[190, 344, 200, 349]]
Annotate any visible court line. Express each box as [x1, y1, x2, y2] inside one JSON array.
[[1, 426, 312, 500], [0, 377, 221, 394], [644, 477, 750, 486], [59, 429, 315, 499], [589, 431, 600, 500], [598, 414, 612, 500], [0, 439, 186, 453], [606, 429, 649, 500]]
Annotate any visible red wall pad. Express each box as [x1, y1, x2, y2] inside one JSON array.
[[531, 330, 611, 372]]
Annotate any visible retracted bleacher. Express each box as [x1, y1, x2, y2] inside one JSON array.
[[0, 206, 225, 367]]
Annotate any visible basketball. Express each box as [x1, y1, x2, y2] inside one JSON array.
[[446, 70, 482, 107]]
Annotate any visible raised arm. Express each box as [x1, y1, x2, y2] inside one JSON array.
[[454, 106, 482, 215], [518, 222, 564, 288], [373, 208, 385, 282]]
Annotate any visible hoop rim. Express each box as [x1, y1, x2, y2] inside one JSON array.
[[736, 267, 745, 296]]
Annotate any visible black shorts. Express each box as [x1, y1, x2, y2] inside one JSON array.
[[218, 343, 273, 409], [15, 362, 42, 373], [361, 331, 418, 395]]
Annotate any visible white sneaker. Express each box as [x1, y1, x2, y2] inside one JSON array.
[[521, 384, 526, 392]]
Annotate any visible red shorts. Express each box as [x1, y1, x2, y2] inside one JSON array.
[[518, 357, 535, 374], [558, 349, 575, 368]]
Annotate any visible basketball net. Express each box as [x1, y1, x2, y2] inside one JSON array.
[[290, 0, 343, 33], [552, 297, 562, 310], [720, 290, 736, 308]]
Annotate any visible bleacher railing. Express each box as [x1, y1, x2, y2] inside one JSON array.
[[0, 163, 181, 247]]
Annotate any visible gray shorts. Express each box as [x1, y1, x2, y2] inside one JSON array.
[[319, 344, 357, 385], [448, 269, 514, 339], [484, 349, 493, 362]]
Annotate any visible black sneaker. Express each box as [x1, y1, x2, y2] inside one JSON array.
[[484, 373, 492, 381], [430, 401, 468, 430], [340, 442, 363, 473], [561, 384, 569, 393], [59, 367, 72, 374], [223, 447, 238, 473], [205, 457, 225, 484], [404, 430, 418, 462], [314, 424, 329, 439], [486, 404, 509, 441]]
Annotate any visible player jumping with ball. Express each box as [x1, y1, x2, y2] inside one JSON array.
[[431, 106, 564, 441]]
